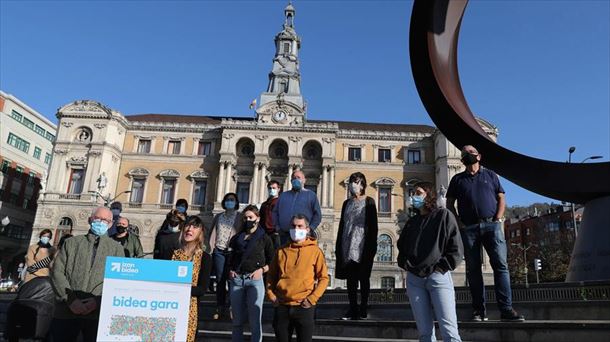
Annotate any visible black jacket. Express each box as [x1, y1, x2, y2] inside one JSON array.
[[227, 228, 275, 274], [397, 208, 463, 277], [335, 196, 379, 279], [191, 252, 212, 297], [153, 229, 181, 260]]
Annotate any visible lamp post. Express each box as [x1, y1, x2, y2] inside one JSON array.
[[566, 149, 603, 238], [511, 243, 535, 288], [581, 156, 603, 163]]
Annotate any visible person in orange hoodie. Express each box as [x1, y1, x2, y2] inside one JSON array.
[[266, 214, 329, 342]]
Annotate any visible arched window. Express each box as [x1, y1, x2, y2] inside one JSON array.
[[376, 234, 393, 262], [55, 217, 73, 245]]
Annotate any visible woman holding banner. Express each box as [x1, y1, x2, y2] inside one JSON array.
[[172, 216, 212, 342], [227, 205, 274, 342]]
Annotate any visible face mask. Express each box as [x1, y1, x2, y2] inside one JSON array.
[[176, 206, 186, 214], [116, 226, 127, 234], [244, 220, 258, 231], [268, 188, 279, 197], [90, 220, 109, 236], [410, 195, 426, 209], [40, 236, 51, 245], [349, 182, 362, 195], [461, 153, 478, 166], [111, 209, 121, 218], [291, 179, 302, 191], [290, 228, 308, 242], [225, 200, 236, 210], [169, 225, 180, 233]]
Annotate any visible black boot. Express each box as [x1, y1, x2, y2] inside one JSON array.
[[360, 303, 368, 319]]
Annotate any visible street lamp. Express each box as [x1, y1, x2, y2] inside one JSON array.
[[567, 146, 576, 163], [511, 243, 536, 288], [581, 155, 603, 163]]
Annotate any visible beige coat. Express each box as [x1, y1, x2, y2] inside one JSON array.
[[25, 243, 56, 282]]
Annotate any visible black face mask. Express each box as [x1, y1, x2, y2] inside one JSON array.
[[116, 226, 128, 234], [461, 153, 479, 166], [244, 220, 257, 231]]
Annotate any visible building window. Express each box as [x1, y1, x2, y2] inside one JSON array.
[[68, 169, 85, 194], [167, 140, 181, 154], [348, 147, 361, 161], [1, 160, 10, 174], [237, 182, 250, 204], [56, 217, 73, 245], [11, 110, 22, 121], [33, 147, 42, 159], [23, 198, 29, 209], [192, 180, 207, 205], [526, 228, 531, 236], [7, 133, 30, 153], [45, 132, 55, 142], [378, 148, 391, 162], [44, 153, 52, 165], [376, 234, 393, 262], [283, 42, 291, 54], [161, 179, 176, 204], [407, 150, 421, 164], [27, 172, 37, 185], [130, 178, 146, 203], [35, 125, 46, 137], [378, 187, 392, 213], [381, 276, 395, 289], [22, 117, 35, 129], [197, 141, 211, 156], [516, 230, 521, 237], [137, 139, 151, 153], [15, 166, 24, 176]]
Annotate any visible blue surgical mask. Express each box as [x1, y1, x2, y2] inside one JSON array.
[[90, 220, 109, 236], [291, 179, 302, 191], [40, 236, 51, 245], [289, 228, 308, 242], [410, 195, 426, 209], [268, 188, 279, 197], [176, 206, 186, 214], [225, 200, 236, 210], [111, 209, 121, 218]]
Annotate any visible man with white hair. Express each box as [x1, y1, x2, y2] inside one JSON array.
[[50, 206, 124, 341]]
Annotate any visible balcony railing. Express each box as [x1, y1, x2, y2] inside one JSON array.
[[41, 192, 99, 202]]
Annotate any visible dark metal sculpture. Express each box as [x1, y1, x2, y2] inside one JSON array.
[[409, 0, 610, 204]]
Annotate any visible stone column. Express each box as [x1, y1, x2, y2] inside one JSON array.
[[250, 163, 260, 203], [259, 164, 268, 203], [329, 167, 335, 208], [216, 162, 226, 203], [285, 165, 294, 190], [321, 166, 329, 207], [224, 162, 233, 194]]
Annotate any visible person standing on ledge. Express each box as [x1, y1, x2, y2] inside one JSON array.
[[446, 145, 524, 322]]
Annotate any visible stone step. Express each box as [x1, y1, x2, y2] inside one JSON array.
[[197, 299, 610, 322], [199, 319, 610, 342], [198, 329, 424, 342]]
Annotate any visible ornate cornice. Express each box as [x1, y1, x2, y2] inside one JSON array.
[[94, 123, 107, 129], [188, 170, 209, 179], [129, 168, 150, 177], [159, 169, 180, 178]]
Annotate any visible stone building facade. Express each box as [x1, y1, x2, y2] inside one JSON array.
[[31, 4, 498, 288]]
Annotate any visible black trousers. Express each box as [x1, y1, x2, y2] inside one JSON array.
[[50, 317, 98, 342], [273, 305, 315, 342], [345, 261, 371, 310]]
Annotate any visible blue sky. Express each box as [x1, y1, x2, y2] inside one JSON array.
[[1, 0, 608, 206]]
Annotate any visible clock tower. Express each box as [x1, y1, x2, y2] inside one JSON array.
[[255, 2, 306, 126]]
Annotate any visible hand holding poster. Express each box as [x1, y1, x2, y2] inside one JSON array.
[[97, 257, 193, 341]]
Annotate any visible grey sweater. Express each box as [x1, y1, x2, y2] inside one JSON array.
[[51, 232, 124, 318]]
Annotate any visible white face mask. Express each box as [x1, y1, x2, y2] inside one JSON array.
[[268, 188, 279, 197], [349, 182, 362, 195], [289, 228, 308, 242]]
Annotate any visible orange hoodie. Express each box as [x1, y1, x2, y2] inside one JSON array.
[[266, 237, 329, 305]]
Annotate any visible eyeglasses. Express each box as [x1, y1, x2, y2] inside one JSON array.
[[92, 216, 112, 224]]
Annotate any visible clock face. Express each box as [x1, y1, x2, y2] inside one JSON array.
[[273, 111, 287, 122]]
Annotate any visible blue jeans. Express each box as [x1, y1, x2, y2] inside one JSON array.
[[229, 275, 265, 342], [461, 222, 513, 312], [213, 248, 230, 308], [407, 271, 461, 342]]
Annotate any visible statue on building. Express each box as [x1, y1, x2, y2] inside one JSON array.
[[437, 185, 447, 208], [96, 172, 108, 193]]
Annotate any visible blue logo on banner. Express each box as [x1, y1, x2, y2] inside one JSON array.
[[104, 257, 193, 284]]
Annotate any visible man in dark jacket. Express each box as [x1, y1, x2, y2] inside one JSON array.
[[260, 180, 281, 249], [111, 217, 144, 258]]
